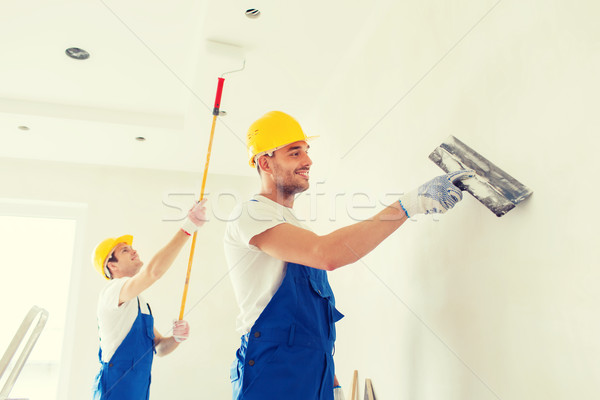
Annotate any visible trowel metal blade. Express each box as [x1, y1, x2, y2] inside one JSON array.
[[429, 135, 532, 217]]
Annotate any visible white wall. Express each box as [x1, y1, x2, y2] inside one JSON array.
[[0, 157, 255, 399], [297, 1, 600, 399]]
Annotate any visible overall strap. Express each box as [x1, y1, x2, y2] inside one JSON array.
[[137, 296, 153, 316]]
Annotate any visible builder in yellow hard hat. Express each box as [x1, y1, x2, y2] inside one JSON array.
[[92, 200, 207, 400], [224, 111, 474, 400]]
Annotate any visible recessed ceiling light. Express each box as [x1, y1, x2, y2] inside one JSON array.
[[135, 136, 146, 142], [65, 47, 90, 60], [245, 9, 260, 19], [17, 126, 30, 131]]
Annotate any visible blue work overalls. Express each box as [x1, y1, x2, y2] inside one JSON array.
[[93, 298, 155, 400], [231, 262, 344, 400]]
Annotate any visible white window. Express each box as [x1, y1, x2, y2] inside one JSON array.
[[0, 199, 85, 400]]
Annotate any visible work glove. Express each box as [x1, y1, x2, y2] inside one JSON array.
[[172, 320, 190, 342], [181, 198, 208, 235], [398, 170, 475, 217], [334, 386, 345, 400]]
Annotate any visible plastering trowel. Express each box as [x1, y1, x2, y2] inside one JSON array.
[[429, 135, 532, 217]]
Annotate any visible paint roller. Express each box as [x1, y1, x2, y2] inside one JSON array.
[[429, 135, 532, 217], [178, 41, 245, 320]]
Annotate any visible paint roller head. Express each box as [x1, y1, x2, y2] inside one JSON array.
[[204, 39, 246, 76]]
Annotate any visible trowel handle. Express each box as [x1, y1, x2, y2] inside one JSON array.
[[454, 181, 468, 192]]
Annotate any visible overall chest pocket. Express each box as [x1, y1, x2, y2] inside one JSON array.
[[143, 316, 155, 340], [309, 278, 334, 302], [307, 278, 344, 340]]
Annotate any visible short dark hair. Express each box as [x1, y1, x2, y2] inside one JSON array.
[[104, 251, 119, 279], [107, 252, 119, 264]]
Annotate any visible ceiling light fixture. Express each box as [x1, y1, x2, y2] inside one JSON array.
[[17, 126, 30, 131], [245, 9, 260, 19], [65, 47, 90, 60], [135, 136, 146, 142]]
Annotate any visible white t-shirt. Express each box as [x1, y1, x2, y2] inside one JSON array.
[[96, 277, 152, 362], [224, 195, 311, 334]]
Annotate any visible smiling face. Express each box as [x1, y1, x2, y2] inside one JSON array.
[[106, 242, 144, 279], [270, 141, 313, 196], [256, 140, 313, 207]]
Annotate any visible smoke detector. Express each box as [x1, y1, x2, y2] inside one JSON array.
[[245, 9, 260, 19], [65, 47, 90, 60]]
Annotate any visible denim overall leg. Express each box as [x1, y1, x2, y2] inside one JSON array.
[[94, 298, 155, 400], [231, 262, 344, 400]]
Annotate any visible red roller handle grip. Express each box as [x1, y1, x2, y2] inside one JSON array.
[[213, 77, 225, 115]]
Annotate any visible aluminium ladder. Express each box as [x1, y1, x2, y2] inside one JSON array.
[[0, 306, 49, 400]]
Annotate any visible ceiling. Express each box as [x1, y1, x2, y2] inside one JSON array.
[[0, 0, 391, 177]]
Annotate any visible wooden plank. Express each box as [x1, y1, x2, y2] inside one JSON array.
[[350, 370, 359, 400], [364, 378, 376, 400]]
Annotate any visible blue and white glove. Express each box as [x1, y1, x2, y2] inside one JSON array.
[[398, 170, 475, 217], [334, 386, 345, 400]]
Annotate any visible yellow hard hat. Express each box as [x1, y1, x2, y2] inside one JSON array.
[[92, 235, 133, 280], [246, 111, 317, 167]]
